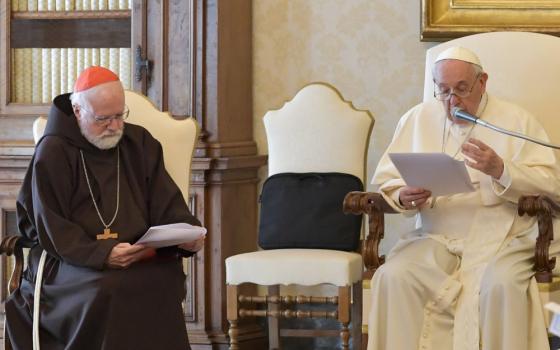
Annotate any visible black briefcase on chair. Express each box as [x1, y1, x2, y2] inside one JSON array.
[[258, 172, 363, 251]]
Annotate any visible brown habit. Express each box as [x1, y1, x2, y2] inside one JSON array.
[[6, 93, 200, 350]]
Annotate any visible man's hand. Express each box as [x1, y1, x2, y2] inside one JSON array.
[[461, 138, 504, 179], [106, 243, 155, 269], [178, 235, 205, 253], [398, 186, 431, 210]]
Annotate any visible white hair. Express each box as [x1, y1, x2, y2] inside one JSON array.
[[69, 85, 101, 110]]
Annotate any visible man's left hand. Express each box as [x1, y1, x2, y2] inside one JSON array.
[[178, 235, 205, 253], [461, 138, 504, 179]]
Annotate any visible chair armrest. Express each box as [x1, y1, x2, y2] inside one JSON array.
[[343, 191, 397, 279], [0, 236, 33, 294], [518, 195, 560, 283]]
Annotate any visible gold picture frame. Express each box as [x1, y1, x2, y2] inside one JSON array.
[[421, 0, 560, 41]]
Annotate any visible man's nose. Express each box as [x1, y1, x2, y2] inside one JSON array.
[[449, 93, 461, 105]]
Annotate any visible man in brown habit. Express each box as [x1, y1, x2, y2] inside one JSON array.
[[5, 66, 204, 350]]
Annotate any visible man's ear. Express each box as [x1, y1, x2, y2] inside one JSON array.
[[479, 72, 489, 91]]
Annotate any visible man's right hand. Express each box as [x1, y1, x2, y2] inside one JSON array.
[[106, 243, 155, 269], [398, 186, 432, 210]]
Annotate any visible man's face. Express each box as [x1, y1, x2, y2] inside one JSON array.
[[74, 82, 125, 150], [433, 60, 488, 124]]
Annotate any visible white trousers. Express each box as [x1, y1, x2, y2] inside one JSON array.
[[367, 235, 549, 350]]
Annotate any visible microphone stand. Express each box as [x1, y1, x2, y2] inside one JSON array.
[[452, 108, 560, 150]]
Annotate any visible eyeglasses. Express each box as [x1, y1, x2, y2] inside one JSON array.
[[433, 74, 481, 101], [81, 105, 130, 126]]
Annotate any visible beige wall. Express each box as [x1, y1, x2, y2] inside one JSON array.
[[253, 0, 435, 251]]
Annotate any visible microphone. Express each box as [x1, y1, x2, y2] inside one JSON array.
[[451, 107, 487, 126], [450, 107, 560, 149]]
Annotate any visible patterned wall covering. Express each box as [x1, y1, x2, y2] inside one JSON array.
[[253, 0, 435, 252]]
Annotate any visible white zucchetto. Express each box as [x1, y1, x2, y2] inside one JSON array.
[[435, 46, 483, 68]]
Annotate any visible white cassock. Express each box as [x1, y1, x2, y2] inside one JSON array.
[[368, 93, 560, 350]]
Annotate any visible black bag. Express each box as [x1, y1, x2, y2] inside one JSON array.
[[258, 172, 363, 251]]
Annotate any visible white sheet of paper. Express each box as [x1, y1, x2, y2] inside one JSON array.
[[388, 152, 475, 197], [135, 223, 207, 248]]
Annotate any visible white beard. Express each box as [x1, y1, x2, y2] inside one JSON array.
[[78, 119, 124, 150]]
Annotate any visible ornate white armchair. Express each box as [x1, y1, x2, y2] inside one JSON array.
[[225, 83, 374, 349], [347, 31, 560, 346], [422, 31, 560, 286], [1, 90, 199, 350]]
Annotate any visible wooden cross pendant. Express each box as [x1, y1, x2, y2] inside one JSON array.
[[97, 228, 118, 240]]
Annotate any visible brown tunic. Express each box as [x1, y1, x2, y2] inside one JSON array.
[[6, 93, 200, 350]]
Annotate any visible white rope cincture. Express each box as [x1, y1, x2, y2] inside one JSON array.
[[33, 250, 47, 350]]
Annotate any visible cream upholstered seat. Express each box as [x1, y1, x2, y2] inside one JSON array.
[[225, 83, 373, 350], [354, 32, 560, 343], [3, 90, 199, 350], [226, 249, 363, 287]]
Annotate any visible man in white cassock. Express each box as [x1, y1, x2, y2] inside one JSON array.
[[368, 46, 560, 350]]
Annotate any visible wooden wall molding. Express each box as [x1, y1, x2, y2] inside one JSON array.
[[144, 0, 266, 348]]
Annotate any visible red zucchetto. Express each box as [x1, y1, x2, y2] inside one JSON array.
[[73, 66, 120, 92]]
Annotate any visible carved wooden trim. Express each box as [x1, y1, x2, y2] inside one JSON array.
[[238, 295, 338, 305], [0, 235, 23, 295], [193, 0, 206, 139], [0, 1, 10, 114], [183, 193, 197, 322], [229, 283, 358, 348], [0, 209, 8, 304], [237, 288, 341, 321], [12, 10, 131, 20], [131, 0, 147, 93], [0, 209, 16, 305], [226, 285, 239, 349], [343, 191, 396, 278], [189, 0, 197, 119], [0, 208, 27, 298], [160, 0, 168, 111], [238, 309, 338, 319], [0, 207, 34, 298], [518, 194, 560, 283], [11, 18, 131, 48]]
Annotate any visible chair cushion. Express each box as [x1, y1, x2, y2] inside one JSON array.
[[225, 249, 363, 286]]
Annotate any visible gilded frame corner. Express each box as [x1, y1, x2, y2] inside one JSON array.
[[421, 0, 560, 42]]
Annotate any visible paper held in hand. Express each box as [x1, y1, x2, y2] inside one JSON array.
[[388, 152, 475, 197], [135, 223, 207, 248], [545, 302, 560, 337]]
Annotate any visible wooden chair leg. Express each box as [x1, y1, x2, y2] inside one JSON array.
[[351, 281, 363, 350], [341, 323, 350, 350], [227, 284, 240, 350], [267, 285, 281, 350], [339, 286, 351, 350]]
